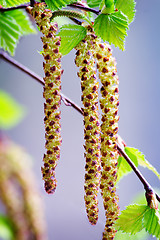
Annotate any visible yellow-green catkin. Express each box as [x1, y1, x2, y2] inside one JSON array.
[[95, 42, 120, 239], [75, 27, 101, 225], [27, 3, 62, 194], [0, 139, 47, 240]]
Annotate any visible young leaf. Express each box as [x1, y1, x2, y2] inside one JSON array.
[[125, 147, 160, 180], [0, 90, 26, 130], [0, 10, 36, 55], [143, 207, 160, 239], [8, 10, 36, 36], [87, 0, 103, 8], [0, 215, 14, 240], [0, 12, 20, 55], [94, 11, 128, 50], [117, 153, 138, 182], [0, 0, 28, 8], [115, 204, 148, 234], [45, 0, 76, 11], [115, 0, 136, 24], [115, 229, 148, 240], [58, 24, 87, 55]]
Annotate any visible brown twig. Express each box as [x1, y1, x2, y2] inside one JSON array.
[[0, 50, 160, 203], [0, 3, 29, 12], [0, 51, 83, 115]]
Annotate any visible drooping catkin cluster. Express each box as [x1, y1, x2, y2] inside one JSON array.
[[27, 3, 62, 194], [95, 42, 120, 240], [0, 138, 47, 240], [75, 28, 101, 225]]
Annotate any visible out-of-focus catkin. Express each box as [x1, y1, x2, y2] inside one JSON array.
[[95, 42, 120, 240], [75, 28, 101, 225], [27, 3, 62, 194], [0, 138, 47, 240]]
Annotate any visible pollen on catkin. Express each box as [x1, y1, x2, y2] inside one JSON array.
[[27, 3, 62, 194], [75, 28, 101, 225], [95, 42, 120, 240]]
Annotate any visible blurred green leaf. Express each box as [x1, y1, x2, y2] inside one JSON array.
[[115, 0, 136, 24], [115, 204, 147, 234], [0, 10, 36, 55], [94, 11, 128, 50], [0, 90, 26, 129], [45, 0, 76, 11], [58, 24, 87, 55], [115, 229, 148, 240], [0, 215, 14, 240], [0, 0, 28, 8]]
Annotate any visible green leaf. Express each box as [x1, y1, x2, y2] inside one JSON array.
[[45, 0, 76, 11], [8, 10, 36, 36], [0, 12, 20, 55], [87, 0, 103, 8], [117, 148, 138, 182], [115, 0, 136, 24], [58, 24, 87, 55], [0, 215, 14, 240], [0, 10, 36, 55], [0, 0, 28, 8], [115, 229, 148, 240], [0, 90, 26, 130], [143, 208, 160, 239], [94, 11, 128, 50], [115, 204, 148, 234], [125, 147, 160, 181]]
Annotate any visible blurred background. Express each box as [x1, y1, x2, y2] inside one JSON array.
[[0, 0, 160, 239]]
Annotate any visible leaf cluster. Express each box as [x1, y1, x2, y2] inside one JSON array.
[[116, 204, 160, 239], [0, 0, 136, 55]]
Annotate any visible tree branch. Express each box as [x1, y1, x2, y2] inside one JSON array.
[[0, 50, 159, 203], [0, 3, 29, 12], [68, 2, 100, 15], [0, 2, 100, 15], [0, 51, 83, 115]]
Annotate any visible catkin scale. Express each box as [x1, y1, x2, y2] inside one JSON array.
[[95, 42, 120, 240], [27, 3, 62, 194], [75, 29, 101, 225]]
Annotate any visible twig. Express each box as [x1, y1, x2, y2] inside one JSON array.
[[117, 144, 160, 202], [30, 0, 35, 7], [0, 3, 29, 12], [0, 2, 100, 14], [0, 51, 83, 115], [68, 3, 100, 15], [0, 50, 160, 203]]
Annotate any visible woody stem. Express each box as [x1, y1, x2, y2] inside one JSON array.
[[0, 50, 160, 202]]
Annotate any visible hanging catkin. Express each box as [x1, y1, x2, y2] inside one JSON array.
[[0, 139, 47, 240], [75, 27, 101, 225], [27, 3, 62, 194], [95, 42, 120, 239]]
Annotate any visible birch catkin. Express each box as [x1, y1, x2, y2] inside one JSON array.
[[95, 42, 120, 240], [75, 28, 101, 225], [27, 3, 62, 194], [0, 139, 47, 240]]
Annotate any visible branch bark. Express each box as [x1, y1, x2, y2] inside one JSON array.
[[0, 50, 159, 203]]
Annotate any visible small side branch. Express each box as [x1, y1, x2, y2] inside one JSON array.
[[68, 2, 100, 15], [0, 3, 29, 12], [0, 51, 83, 115], [0, 50, 159, 203], [117, 144, 160, 202]]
